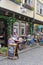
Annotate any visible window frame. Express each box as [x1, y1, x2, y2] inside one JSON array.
[[37, 0, 43, 16]]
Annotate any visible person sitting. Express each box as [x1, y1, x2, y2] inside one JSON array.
[[8, 34, 14, 44], [13, 32, 18, 41], [29, 35, 34, 46], [19, 36, 26, 50]]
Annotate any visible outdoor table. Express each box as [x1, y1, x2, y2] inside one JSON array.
[[14, 40, 20, 43], [8, 43, 18, 59], [0, 36, 5, 46], [27, 39, 31, 41], [0, 36, 3, 38], [27, 39, 31, 44]]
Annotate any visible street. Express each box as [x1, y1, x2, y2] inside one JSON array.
[[0, 46, 43, 65]]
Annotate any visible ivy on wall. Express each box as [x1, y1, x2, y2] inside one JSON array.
[[7, 17, 16, 38], [0, 15, 16, 38], [28, 22, 34, 34]]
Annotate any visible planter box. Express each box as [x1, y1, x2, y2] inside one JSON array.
[[1, 52, 7, 57]]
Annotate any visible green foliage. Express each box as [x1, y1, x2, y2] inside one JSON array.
[[29, 22, 33, 34], [0, 15, 16, 38], [39, 42, 43, 46], [36, 25, 40, 32], [29, 7, 34, 10], [7, 17, 16, 38], [23, 3, 34, 11], [16, 0, 21, 3], [1, 47, 8, 52]]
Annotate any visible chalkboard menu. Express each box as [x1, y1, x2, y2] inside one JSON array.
[[8, 44, 18, 59], [8, 46, 14, 57]]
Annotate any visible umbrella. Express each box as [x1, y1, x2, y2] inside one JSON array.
[[38, 25, 43, 28]]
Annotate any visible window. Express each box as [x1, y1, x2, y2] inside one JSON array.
[[40, 8, 42, 14], [37, 1, 43, 16], [25, 0, 27, 3], [10, 0, 21, 3], [24, 0, 31, 4], [24, 0, 33, 6], [37, 2, 40, 14], [21, 28, 24, 35]]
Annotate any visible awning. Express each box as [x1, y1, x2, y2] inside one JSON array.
[[38, 25, 43, 28], [33, 19, 43, 25]]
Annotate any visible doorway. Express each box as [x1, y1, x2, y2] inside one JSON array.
[[0, 18, 7, 47]]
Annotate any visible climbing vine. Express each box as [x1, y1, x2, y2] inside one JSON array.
[[28, 22, 34, 34], [0, 15, 16, 38], [7, 17, 16, 38]]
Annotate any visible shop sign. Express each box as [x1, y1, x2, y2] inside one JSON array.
[[8, 46, 14, 57]]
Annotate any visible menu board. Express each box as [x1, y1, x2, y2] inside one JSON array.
[[8, 46, 14, 57]]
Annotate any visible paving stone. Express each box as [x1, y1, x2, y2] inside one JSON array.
[[0, 46, 43, 65]]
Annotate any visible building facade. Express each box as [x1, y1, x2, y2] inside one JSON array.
[[0, 0, 34, 46], [33, 0, 43, 32]]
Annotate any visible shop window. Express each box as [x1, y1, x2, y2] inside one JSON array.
[[21, 28, 24, 35], [14, 28, 18, 34]]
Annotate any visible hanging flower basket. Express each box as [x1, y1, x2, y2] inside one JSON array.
[[23, 3, 34, 10], [15, 0, 21, 4]]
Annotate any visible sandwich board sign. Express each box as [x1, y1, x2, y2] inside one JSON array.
[[8, 45, 14, 58]]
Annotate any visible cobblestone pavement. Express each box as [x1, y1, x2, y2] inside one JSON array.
[[0, 46, 43, 65]]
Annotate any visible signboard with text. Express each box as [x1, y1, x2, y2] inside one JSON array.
[[8, 46, 14, 57]]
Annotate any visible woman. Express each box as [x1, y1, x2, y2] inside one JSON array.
[[8, 34, 14, 44]]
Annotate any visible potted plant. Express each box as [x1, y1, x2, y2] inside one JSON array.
[[1, 47, 8, 56]]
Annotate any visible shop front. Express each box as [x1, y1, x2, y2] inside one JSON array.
[[33, 19, 43, 33], [0, 18, 8, 47], [0, 7, 33, 46], [13, 21, 28, 36], [0, 7, 15, 47]]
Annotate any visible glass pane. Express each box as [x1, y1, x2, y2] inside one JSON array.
[[21, 28, 24, 35]]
